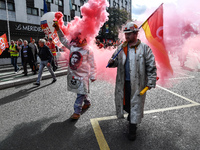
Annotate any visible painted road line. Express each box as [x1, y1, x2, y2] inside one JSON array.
[[166, 76, 195, 80], [91, 84, 200, 150], [157, 85, 200, 105], [90, 118, 110, 150]]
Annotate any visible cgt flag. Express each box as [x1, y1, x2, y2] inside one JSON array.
[[141, 3, 173, 76], [0, 34, 9, 55]]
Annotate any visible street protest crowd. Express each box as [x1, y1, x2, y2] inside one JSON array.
[[6, 37, 58, 76]]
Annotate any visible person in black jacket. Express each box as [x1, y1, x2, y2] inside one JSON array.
[[33, 39, 56, 86], [21, 40, 36, 76]]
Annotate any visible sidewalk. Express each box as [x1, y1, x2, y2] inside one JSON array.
[[0, 60, 68, 90]]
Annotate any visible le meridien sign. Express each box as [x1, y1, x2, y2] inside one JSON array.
[[15, 24, 43, 32]]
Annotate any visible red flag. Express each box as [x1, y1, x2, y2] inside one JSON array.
[[142, 4, 173, 76], [0, 34, 9, 55]]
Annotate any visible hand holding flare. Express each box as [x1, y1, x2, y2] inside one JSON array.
[[53, 21, 59, 31], [139, 77, 159, 96]]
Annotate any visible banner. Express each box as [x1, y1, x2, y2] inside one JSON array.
[[0, 34, 9, 55], [142, 3, 173, 75]]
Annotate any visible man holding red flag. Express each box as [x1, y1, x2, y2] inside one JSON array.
[[108, 22, 157, 141]]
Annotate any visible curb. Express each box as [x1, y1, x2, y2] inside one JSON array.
[[0, 69, 68, 90]]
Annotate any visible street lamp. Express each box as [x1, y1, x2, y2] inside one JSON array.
[[5, 0, 11, 44]]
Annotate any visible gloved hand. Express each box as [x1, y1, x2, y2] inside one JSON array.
[[53, 21, 59, 31]]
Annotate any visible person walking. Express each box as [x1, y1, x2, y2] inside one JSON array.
[[21, 40, 36, 76], [47, 38, 58, 71], [53, 21, 96, 120], [33, 39, 56, 86], [8, 40, 20, 74], [29, 39, 39, 73], [108, 22, 157, 141]]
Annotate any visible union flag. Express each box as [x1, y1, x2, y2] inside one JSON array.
[[0, 34, 9, 55], [142, 3, 173, 76]]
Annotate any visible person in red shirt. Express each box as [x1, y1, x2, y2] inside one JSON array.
[[47, 38, 58, 71]]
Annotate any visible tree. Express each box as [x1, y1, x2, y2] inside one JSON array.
[[98, 7, 131, 41]]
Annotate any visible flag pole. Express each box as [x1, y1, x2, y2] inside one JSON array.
[[139, 3, 163, 29], [5, 0, 11, 45]]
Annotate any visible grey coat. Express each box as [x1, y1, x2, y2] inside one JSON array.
[[109, 40, 157, 124]]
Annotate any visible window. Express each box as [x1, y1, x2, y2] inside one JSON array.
[[0, 1, 14, 11], [78, 6, 80, 12], [55, 0, 58, 5], [41, 9, 44, 16], [47, 0, 53, 3], [72, 4, 77, 11], [27, 7, 32, 14], [0, 1, 6, 9], [63, 15, 67, 21], [27, 7, 38, 16], [8, 3, 14, 11], [68, 15, 71, 22], [59, 0, 62, 6]]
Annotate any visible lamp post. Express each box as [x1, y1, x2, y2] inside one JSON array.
[[5, 0, 11, 44]]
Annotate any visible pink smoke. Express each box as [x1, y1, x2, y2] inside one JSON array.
[[134, 1, 200, 86], [54, 0, 109, 44]]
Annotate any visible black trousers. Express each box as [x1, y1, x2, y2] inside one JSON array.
[[124, 81, 131, 113], [23, 57, 35, 74]]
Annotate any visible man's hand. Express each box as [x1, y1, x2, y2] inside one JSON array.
[[53, 21, 59, 31], [108, 58, 114, 64], [47, 62, 51, 67]]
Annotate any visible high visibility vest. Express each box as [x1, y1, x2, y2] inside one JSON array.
[[9, 45, 19, 57]]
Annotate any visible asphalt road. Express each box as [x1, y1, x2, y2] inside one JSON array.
[[0, 68, 200, 150]]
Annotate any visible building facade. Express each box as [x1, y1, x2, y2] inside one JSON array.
[[0, 0, 131, 42]]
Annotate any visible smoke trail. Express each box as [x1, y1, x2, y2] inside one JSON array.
[[54, 0, 109, 44], [133, 0, 200, 86]]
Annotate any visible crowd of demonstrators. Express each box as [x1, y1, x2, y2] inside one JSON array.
[[7, 38, 59, 78], [96, 39, 122, 49]]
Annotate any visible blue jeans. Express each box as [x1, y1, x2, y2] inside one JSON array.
[[36, 60, 56, 83], [74, 94, 90, 114], [11, 56, 19, 72]]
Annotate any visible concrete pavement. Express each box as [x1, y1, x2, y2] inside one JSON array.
[[0, 61, 200, 150], [0, 60, 68, 90]]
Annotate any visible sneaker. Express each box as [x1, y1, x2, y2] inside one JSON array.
[[15, 72, 18, 74], [51, 79, 57, 83], [82, 104, 91, 110], [70, 113, 80, 120], [17, 67, 21, 72], [33, 82, 40, 86]]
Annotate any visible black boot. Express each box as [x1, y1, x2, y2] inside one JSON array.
[[128, 123, 137, 141]]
